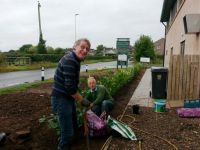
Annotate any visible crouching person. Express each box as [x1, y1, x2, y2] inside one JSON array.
[[86, 77, 114, 116]]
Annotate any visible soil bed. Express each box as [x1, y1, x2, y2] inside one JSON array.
[[2, 69, 199, 150], [0, 70, 144, 150], [109, 106, 200, 150]]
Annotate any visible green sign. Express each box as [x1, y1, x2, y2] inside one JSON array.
[[116, 38, 130, 68], [116, 38, 130, 50]]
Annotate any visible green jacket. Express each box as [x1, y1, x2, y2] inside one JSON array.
[[86, 85, 113, 105]]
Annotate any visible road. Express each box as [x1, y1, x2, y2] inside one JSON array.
[[0, 61, 132, 88]]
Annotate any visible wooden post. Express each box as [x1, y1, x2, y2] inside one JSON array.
[[41, 67, 45, 81]]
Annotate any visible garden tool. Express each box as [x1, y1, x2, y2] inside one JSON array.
[[83, 112, 90, 150], [107, 116, 137, 140]]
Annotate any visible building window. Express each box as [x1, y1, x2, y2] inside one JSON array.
[[180, 40, 185, 55], [157, 45, 160, 49]]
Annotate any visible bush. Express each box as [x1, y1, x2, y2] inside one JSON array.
[[133, 35, 155, 62], [99, 63, 142, 96], [25, 54, 63, 62], [0, 53, 6, 65], [152, 54, 164, 64]]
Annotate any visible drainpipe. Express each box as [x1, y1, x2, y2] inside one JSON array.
[[162, 22, 167, 67]]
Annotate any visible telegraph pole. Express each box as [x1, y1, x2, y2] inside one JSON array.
[[38, 1, 43, 41]]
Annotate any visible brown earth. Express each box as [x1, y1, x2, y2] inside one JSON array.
[[1, 69, 199, 150], [0, 70, 144, 150]]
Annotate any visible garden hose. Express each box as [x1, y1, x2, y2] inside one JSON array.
[[100, 103, 129, 150], [100, 136, 112, 150], [101, 114, 179, 150], [138, 140, 142, 150], [122, 114, 178, 150]]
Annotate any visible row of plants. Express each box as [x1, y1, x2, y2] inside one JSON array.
[[99, 63, 142, 96], [39, 63, 143, 135]]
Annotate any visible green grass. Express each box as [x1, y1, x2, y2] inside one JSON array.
[[0, 79, 53, 96], [0, 62, 57, 73], [0, 59, 115, 73]]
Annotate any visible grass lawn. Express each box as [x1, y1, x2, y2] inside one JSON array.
[[0, 79, 53, 96]]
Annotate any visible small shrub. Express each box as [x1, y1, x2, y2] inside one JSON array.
[[0, 53, 6, 65]]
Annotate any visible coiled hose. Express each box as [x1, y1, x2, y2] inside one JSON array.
[[100, 114, 178, 150]]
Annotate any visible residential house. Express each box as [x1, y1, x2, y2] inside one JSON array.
[[104, 49, 117, 55], [160, 0, 200, 100], [154, 38, 165, 55], [160, 0, 200, 67]]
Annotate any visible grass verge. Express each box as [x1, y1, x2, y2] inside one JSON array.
[[0, 66, 134, 96], [0, 79, 53, 96], [0, 59, 115, 73]]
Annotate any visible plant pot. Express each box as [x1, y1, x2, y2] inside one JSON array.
[[132, 105, 140, 114]]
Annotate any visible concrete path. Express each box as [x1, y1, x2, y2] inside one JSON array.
[[128, 69, 153, 107]]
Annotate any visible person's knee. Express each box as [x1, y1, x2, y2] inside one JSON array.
[[92, 105, 101, 116], [102, 100, 112, 107], [102, 100, 113, 112], [102, 101, 107, 107]]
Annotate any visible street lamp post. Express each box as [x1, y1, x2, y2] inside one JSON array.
[[75, 14, 79, 42]]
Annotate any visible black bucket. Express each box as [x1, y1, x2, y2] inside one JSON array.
[[132, 105, 140, 114], [0, 132, 6, 146]]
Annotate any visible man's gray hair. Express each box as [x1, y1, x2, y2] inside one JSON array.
[[73, 38, 91, 49]]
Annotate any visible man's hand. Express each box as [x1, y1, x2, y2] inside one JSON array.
[[89, 103, 94, 109], [81, 98, 91, 107], [71, 92, 83, 103]]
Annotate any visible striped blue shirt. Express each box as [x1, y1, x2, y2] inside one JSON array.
[[51, 51, 81, 98]]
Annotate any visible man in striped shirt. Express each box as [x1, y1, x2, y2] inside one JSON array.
[[51, 38, 90, 150]]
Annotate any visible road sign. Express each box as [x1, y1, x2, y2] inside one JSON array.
[[116, 38, 130, 68], [140, 57, 150, 63]]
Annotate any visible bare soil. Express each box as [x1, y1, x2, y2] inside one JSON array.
[[1, 69, 199, 150]]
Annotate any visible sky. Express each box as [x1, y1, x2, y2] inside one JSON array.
[[0, 0, 165, 52]]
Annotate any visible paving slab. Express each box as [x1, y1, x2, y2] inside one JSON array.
[[128, 69, 153, 107]]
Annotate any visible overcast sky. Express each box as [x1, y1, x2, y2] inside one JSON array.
[[0, 0, 164, 52]]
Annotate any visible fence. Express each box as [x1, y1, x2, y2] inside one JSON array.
[[167, 55, 200, 101], [6, 57, 31, 65]]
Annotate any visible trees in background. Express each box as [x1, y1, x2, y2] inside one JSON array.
[[54, 48, 65, 54], [37, 37, 47, 54], [133, 35, 155, 62], [96, 44, 104, 51], [0, 52, 6, 65], [19, 44, 33, 53], [27, 46, 38, 54], [96, 44, 105, 55], [8, 44, 69, 55]]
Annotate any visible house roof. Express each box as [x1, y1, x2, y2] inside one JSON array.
[[160, 0, 176, 22], [154, 38, 165, 44]]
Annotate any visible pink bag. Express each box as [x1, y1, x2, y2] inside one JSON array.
[[177, 108, 200, 118], [86, 110, 107, 137]]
